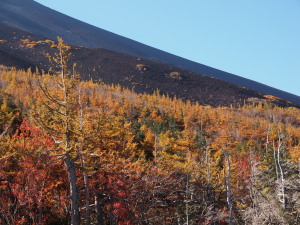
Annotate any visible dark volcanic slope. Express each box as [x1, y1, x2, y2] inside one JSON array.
[[0, 49, 35, 69], [0, 0, 299, 105], [0, 24, 298, 108]]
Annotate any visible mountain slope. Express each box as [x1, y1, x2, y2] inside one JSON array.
[[0, 0, 299, 105], [1, 24, 285, 107]]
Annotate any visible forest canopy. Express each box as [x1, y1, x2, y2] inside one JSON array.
[[0, 40, 299, 224]]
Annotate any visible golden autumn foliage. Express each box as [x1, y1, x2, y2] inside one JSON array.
[[0, 63, 299, 224]]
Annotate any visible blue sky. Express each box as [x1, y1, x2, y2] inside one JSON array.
[[35, 0, 300, 96]]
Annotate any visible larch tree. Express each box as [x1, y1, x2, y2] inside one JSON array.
[[32, 37, 82, 225]]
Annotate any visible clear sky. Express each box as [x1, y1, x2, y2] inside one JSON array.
[[35, 0, 300, 96]]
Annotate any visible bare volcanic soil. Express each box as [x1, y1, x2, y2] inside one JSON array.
[[0, 24, 297, 108]]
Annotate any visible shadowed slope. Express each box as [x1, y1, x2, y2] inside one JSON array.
[[2, 24, 296, 108]]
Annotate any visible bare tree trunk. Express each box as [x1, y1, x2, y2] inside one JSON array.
[[205, 145, 217, 225], [83, 171, 91, 225], [205, 146, 213, 205], [273, 141, 279, 182], [266, 125, 271, 155], [273, 135, 286, 209], [221, 146, 233, 225], [276, 134, 285, 208], [65, 153, 80, 225], [78, 89, 91, 225], [185, 174, 189, 225]]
